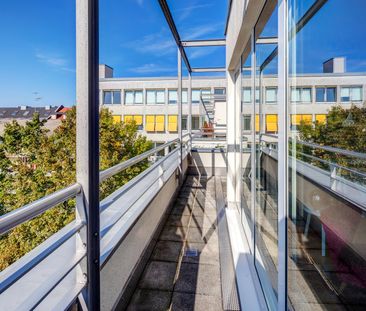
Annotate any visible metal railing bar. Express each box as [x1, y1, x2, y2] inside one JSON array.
[[99, 147, 180, 213], [0, 221, 85, 294], [294, 151, 366, 179], [261, 134, 366, 159], [100, 149, 179, 233], [99, 138, 179, 183], [30, 250, 86, 310], [0, 183, 81, 236], [295, 140, 366, 160]]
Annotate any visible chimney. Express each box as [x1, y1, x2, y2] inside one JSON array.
[[99, 64, 114, 79], [323, 57, 346, 73]]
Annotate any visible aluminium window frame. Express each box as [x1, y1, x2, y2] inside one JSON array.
[[103, 90, 121, 105], [124, 89, 144, 105], [315, 86, 337, 103], [340, 85, 363, 103]]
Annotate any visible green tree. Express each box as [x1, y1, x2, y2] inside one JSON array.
[[297, 104, 366, 174], [0, 108, 152, 270]]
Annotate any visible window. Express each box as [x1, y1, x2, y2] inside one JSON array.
[[182, 89, 188, 104], [191, 116, 200, 130], [265, 87, 277, 104], [243, 115, 251, 131], [103, 90, 121, 105], [112, 115, 121, 123], [168, 115, 177, 132], [214, 88, 226, 95], [146, 90, 165, 105], [340, 86, 362, 102], [124, 115, 143, 130], [242, 87, 260, 104], [182, 115, 188, 130], [291, 114, 312, 129], [168, 90, 177, 104], [192, 90, 201, 104], [316, 87, 336, 102], [145, 115, 155, 132], [266, 114, 278, 132], [291, 87, 312, 103], [155, 115, 165, 131], [125, 90, 143, 105], [315, 114, 326, 124], [242, 88, 251, 104]]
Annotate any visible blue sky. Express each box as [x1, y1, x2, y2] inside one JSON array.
[[0, 0, 365, 107]]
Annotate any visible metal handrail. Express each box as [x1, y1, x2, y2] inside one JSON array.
[[99, 138, 179, 182], [260, 133, 366, 160], [0, 137, 183, 236], [0, 183, 82, 236]]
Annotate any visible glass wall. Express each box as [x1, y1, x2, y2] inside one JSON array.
[[239, 0, 366, 310], [287, 0, 366, 310]]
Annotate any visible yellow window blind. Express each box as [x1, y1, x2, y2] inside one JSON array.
[[112, 115, 121, 123], [168, 115, 178, 132], [146, 115, 155, 132], [134, 115, 143, 126], [255, 114, 260, 132], [291, 114, 301, 125], [315, 114, 326, 124], [302, 114, 312, 124], [155, 115, 165, 132], [266, 114, 278, 132], [124, 115, 133, 123]]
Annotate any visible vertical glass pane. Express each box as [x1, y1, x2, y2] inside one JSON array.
[[146, 90, 155, 104], [104, 91, 112, 105], [254, 4, 279, 305], [241, 40, 253, 246], [182, 89, 188, 104], [243, 88, 251, 103], [316, 88, 325, 102], [341, 87, 350, 102], [288, 0, 366, 310], [192, 90, 200, 104], [113, 91, 121, 104], [291, 88, 300, 102], [169, 90, 177, 104], [302, 88, 311, 102], [156, 90, 165, 104], [351, 87, 362, 101], [125, 91, 134, 104], [266, 88, 277, 103], [326, 87, 336, 102], [134, 91, 143, 104]]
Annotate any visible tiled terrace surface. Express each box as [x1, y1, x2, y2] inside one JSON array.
[[127, 175, 223, 311]]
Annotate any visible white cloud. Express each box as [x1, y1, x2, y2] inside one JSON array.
[[124, 31, 175, 56], [129, 63, 175, 74], [189, 47, 218, 60], [182, 23, 223, 40], [174, 3, 213, 22], [35, 51, 74, 72]]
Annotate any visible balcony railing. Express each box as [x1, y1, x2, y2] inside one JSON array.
[[0, 135, 191, 310]]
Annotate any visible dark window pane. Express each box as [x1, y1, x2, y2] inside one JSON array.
[[104, 91, 112, 104], [326, 87, 336, 102], [316, 88, 325, 102], [113, 91, 121, 104]]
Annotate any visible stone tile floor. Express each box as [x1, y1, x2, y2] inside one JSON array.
[[127, 176, 223, 311]]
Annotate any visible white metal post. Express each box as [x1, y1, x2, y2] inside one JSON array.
[[188, 72, 192, 140], [178, 48, 183, 180], [278, 0, 288, 309], [250, 29, 256, 252], [76, 0, 100, 309]]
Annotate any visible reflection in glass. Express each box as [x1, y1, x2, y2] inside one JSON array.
[[288, 0, 366, 310]]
